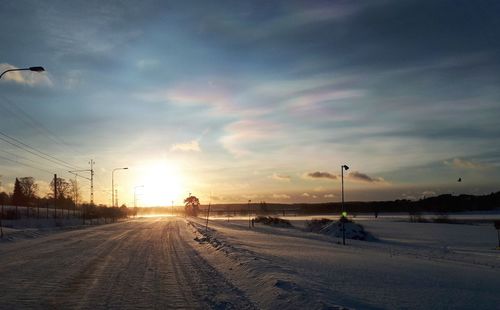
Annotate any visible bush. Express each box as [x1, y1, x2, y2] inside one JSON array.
[[409, 211, 428, 223], [254, 216, 292, 227], [432, 215, 461, 224], [305, 218, 333, 232]]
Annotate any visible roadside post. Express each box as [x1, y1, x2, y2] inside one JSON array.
[[340, 211, 348, 245], [0, 195, 3, 238], [495, 220, 500, 249]]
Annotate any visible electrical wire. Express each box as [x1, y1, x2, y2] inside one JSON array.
[[0, 132, 80, 170]]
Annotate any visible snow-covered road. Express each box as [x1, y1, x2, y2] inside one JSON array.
[[0, 218, 256, 309], [2, 216, 499, 309]]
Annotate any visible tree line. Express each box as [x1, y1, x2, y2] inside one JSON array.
[[0, 176, 134, 222]]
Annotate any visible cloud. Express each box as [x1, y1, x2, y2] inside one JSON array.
[[421, 190, 436, 198], [305, 171, 337, 180], [136, 59, 159, 70], [324, 194, 335, 198], [220, 119, 282, 157], [171, 140, 201, 152], [348, 171, 385, 183], [313, 186, 325, 192], [242, 194, 259, 200], [269, 173, 291, 182], [0, 63, 52, 86], [444, 158, 485, 169], [272, 193, 291, 199], [301, 192, 310, 197]]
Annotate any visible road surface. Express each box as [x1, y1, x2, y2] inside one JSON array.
[[0, 217, 256, 309]]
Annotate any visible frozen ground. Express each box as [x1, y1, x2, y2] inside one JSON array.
[[190, 216, 500, 309], [0, 218, 256, 309], [1, 216, 499, 309]]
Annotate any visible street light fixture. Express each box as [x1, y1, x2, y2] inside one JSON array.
[[341, 164, 349, 246], [112, 167, 128, 207], [0, 66, 45, 79]]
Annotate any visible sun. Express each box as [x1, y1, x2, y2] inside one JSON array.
[[136, 161, 184, 207]]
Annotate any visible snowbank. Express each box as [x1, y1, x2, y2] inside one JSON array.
[[187, 218, 352, 309], [320, 221, 374, 241], [306, 218, 374, 241]]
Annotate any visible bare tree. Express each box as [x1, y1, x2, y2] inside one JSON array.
[[19, 177, 38, 205], [69, 179, 80, 206], [50, 177, 71, 200]]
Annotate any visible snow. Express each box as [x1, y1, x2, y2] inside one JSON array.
[[1, 215, 499, 309], [189, 216, 500, 309], [0, 218, 256, 309]]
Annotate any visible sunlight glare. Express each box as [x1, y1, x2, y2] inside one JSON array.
[[137, 161, 184, 207]]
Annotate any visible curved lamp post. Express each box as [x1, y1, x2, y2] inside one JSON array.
[[112, 167, 128, 207], [0, 66, 45, 79], [341, 164, 349, 245]]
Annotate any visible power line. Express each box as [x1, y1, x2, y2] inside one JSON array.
[[0, 97, 64, 146], [0, 131, 81, 170], [0, 148, 66, 172], [0, 95, 80, 154], [0, 154, 54, 174]]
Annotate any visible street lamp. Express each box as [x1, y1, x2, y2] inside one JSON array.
[[0, 66, 45, 79], [112, 167, 128, 207], [248, 200, 252, 228], [134, 185, 144, 208], [341, 164, 349, 246]]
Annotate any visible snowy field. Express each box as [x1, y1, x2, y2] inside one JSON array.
[[0, 216, 499, 309], [190, 216, 500, 309]]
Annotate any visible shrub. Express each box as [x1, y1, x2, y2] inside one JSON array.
[[305, 218, 333, 232], [254, 216, 292, 227]]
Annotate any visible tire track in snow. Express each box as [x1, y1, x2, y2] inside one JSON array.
[[0, 218, 257, 309]]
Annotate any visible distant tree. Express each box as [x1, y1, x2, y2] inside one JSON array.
[[259, 201, 269, 214], [184, 194, 200, 216], [0, 191, 10, 205], [12, 178, 25, 206], [19, 177, 38, 206], [69, 179, 80, 206], [50, 177, 71, 200]]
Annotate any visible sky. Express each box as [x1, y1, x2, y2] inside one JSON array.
[[0, 0, 499, 206]]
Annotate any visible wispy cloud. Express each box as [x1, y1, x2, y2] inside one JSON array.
[[313, 186, 325, 192], [171, 140, 201, 152], [220, 120, 282, 157], [421, 190, 437, 198], [301, 192, 310, 197], [304, 171, 337, 180], [269, 173, 291, 182], [444, 158, 485, 169], [136, 59, 159, 70], [272, 193, 291, 199], [348, 171, 385, 183], [324, 193, 335, 198]]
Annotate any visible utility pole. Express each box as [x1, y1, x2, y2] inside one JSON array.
[[90, 159, 95, 205], [341, 164, 349, 246], [248, 200, 252, 229], [69, 163, 93, 222], [53, 174, 58, 218], [0, 175, 3, 238]]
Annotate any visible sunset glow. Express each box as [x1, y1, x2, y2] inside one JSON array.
[[0, 1, 499, 206], [135, 161, 185, 207]]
